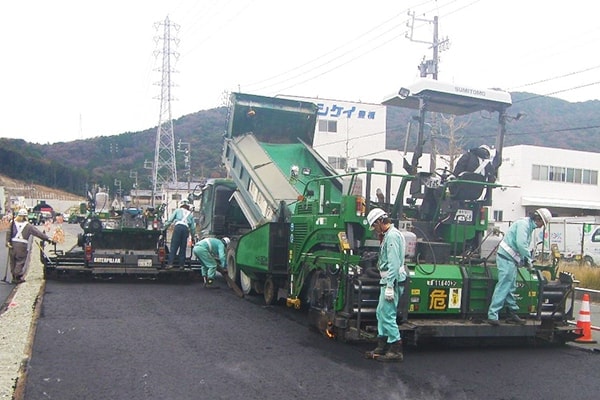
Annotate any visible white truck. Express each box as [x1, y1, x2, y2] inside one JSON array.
[[537, 216, 600, 266]]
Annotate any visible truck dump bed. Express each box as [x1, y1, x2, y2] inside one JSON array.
[[223, 93, 342, 228]]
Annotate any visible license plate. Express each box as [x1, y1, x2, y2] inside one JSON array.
[[454, 209, 473, 222], [137, 259, 153, 267]]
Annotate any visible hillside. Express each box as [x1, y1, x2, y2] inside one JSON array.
[[0, 174, 83, 200], [1, 91, 599, 198]]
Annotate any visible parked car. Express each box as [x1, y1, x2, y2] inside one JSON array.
[[39, 211, 54, 224]]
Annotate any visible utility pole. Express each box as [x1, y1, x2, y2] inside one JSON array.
[[406, 13, 450, 80], [152, 16, 179, 205], [406, 12, 450, 171]]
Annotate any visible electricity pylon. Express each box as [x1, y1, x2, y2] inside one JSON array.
[[152, 16, 179, 205]]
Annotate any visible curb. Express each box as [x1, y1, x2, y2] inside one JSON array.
[[0, 233, 75, 399]]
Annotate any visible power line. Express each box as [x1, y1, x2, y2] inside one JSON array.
[[474, 124, 600, 140], [264, 31, 406, 95], [514, 81, 600, 103], [241, 0, 459, 94], [243, 4, 416, 91], [508, 64, 600, 91]]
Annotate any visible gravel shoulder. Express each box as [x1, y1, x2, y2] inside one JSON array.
[[0, 232, 74, 399]]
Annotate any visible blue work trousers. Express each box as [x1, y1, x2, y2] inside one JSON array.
[[376, 284, 403, 343], [168, 224, 189, 267], [488, 256, 519, 320], [193, 244, 217, 279]]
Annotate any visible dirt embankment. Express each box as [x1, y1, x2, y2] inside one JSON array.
[[1, 174, 83, 201], [1, 174, 85, 230]]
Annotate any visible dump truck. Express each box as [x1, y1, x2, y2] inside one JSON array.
[[194, 87, 581, 345], [41, 187, 200, 279]]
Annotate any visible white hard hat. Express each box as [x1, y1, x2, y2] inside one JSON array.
[[479, 145, 493, 158], [366, 208, 388, 230], [17, 208, 28, 217], [534, 208, 552, 227], [179, 200, 190, 208], [222, 237, 230, 246]]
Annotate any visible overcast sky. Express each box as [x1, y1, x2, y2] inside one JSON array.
[[2, 0, 599, 144]]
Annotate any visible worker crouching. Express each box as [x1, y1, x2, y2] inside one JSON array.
[[193, 237, 229, 288]]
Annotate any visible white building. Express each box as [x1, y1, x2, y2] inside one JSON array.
[[280, 95, 387, 171], [279, 95, 424, 204], [492, 145, 600, 228]]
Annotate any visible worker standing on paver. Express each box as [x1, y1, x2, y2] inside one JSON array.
[[163, 200, 195, 269], [364, 208, 406, 362], [486, 208, 551, 326]]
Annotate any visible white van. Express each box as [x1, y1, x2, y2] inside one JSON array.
[[536, 216, 600, 266]]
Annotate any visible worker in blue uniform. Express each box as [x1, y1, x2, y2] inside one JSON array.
[[164, 200, 196, 269], [486, 208, 552, 326], [193, 237, 229, 288], [364, 208, 406, 362]]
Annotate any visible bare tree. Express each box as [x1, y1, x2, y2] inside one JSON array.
[[437, 114, 470, 172]]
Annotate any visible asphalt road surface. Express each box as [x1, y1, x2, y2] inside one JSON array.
[[24, 275, 599, 400]]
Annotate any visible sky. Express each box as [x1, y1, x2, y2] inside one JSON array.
[[2, 0, 600, 144]]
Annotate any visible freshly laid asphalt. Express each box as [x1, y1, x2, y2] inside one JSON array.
[[1, 237, 599, 342], [0, 229, 599, 399]]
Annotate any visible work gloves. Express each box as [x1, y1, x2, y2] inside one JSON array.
[[522, 258, 533, 271], [384, 286, 394, 302]]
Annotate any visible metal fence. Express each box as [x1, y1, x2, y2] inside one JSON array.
[[573, 287, 599, 332]]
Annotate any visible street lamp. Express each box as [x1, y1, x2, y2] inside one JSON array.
[[144, 160, 155, 207], [114, 179, 122, 207], [177, 141, 191, 192], [30, 185, 36, 207], [129, 170, 138, 207]]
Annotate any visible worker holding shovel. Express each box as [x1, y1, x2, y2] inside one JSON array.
[[5, 208, 55, 284]]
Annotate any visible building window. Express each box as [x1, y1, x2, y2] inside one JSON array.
[[532, 164, 597, 185], [328, 156, 347, 170], [539, 165, 548, 181], [356, 159, 367, 169], [566, 168, 574, 182], [493, 210, 503, 222], [318, 119, 338, 133], [532, 164, 540, 180], [583, 169, 592, 184]]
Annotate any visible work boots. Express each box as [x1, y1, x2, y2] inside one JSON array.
[[505, 310, 526, 325], [204, 278, 219, 289], [376, 341, 403, 362], [364, 336, 388, 358]]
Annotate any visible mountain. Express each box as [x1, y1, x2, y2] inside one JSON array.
[[0, 107, 228, 197], [1, 91, 599, 197], [386, 92, 600, 153]]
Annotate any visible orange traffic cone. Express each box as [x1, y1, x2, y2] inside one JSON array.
[[574, 293, 597, 344]]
